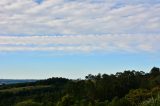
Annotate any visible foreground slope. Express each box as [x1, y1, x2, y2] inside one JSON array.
[[0, 67, 160, 106]]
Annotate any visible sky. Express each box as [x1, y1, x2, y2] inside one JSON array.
[[0, 0, 160, 79]]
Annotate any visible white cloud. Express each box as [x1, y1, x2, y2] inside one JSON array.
[[0, 34, 159, 53], [0, 0, 159, 35], [0, 0, 159, 54]]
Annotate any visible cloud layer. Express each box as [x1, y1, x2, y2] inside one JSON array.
[[0, 34, 159, 53], [0, 0, 160, 35], [0, 0, 159, 53]]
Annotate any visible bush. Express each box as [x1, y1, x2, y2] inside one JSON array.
[[125, 89, 151, 105], [108, 97, 131, 106], [140, 94, 160, 106], [57, 94, 74, 106]]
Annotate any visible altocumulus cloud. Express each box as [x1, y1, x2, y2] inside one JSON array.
[[0, 0, 160, 35], [0, 0, 160, 53], [0, 34, 159, 53]]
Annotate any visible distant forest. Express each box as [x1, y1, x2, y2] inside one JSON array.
[[0, 67, 160, 106]]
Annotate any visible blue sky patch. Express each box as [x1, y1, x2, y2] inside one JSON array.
[[34, 0, 43, 4]]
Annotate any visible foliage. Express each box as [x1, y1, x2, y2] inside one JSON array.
[[140, 94, 160, 106], [125, 89, 151, 105], [57, 94, 74, 106], [0, 67, 160, 106]]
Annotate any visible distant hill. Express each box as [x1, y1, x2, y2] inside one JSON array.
[[0, 79, 37, 85]]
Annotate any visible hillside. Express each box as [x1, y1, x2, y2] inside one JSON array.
[[0, 67, 160, 106]]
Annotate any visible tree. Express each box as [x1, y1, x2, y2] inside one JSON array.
[[150, 67, 160, 77]]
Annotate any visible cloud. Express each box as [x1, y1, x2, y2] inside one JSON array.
[[0, 34, 159, 53], [0, 0, 159, 35], [0, 0, 159, 54]]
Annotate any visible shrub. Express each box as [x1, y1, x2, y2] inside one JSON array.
[[140, 94, 160, 106]]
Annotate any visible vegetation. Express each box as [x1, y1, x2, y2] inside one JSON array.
[[0, 67, 160, 106]]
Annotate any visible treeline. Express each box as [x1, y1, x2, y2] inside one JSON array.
[[0, 67, 160, 106]]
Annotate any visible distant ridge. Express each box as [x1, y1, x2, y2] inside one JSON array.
[[0, 79, 37, 85]]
